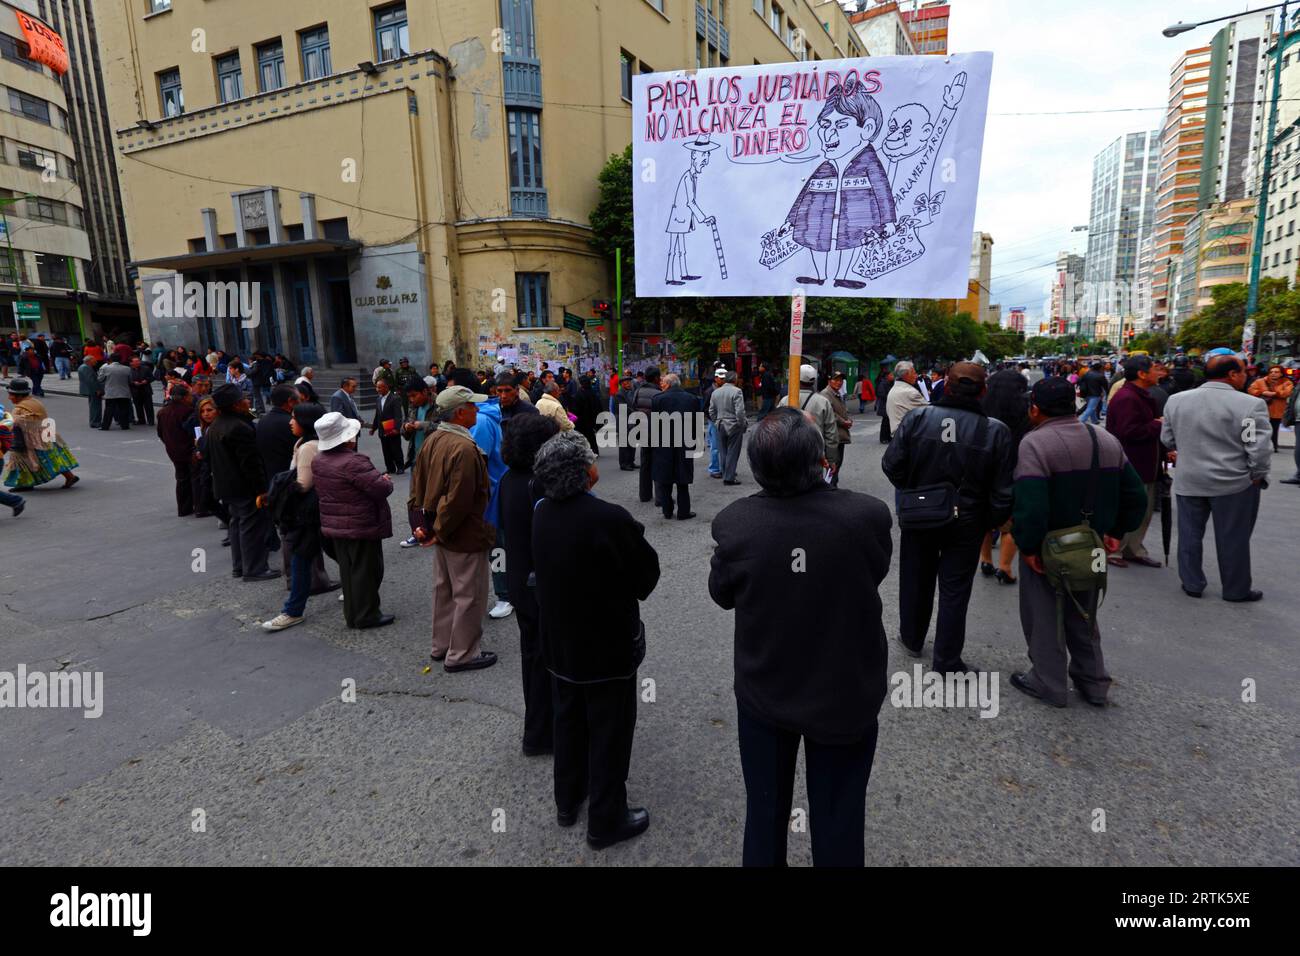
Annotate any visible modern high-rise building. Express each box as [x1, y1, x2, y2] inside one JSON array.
[[35, 0, 136, 328], [0, 0, 92, 341], [1153, 10, 1278, 328], [899, 1, 949, 55], [1082, 130, 1160, 340], [848, 2, 916, 56], [1259, 19, 1300, 286], [95, 0, 867, 370], [1050, 250, 1084, 335]]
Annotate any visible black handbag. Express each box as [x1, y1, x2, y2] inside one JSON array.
[[895, 410, 989, 531]]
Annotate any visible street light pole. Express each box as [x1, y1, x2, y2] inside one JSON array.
[[1248, 2, 1292, 319]]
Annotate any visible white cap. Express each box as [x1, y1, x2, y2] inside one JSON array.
[[799, 364, 817, 383]]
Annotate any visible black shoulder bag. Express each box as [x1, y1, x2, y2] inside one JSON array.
[[896, 409, 988, 531]]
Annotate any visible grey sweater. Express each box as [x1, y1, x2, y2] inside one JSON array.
[[1161, 381, 1271, 497]]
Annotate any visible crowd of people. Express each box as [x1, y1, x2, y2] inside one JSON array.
[[131, 338, 1295, 864]]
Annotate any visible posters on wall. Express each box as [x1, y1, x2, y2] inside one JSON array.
[[632, 54, 992, 299]]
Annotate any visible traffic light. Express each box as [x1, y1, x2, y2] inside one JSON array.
[[593, 299, 611, 320], [621, 297, 632, 317]]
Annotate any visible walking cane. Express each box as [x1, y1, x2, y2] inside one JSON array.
[[710, 220, 728, 280]]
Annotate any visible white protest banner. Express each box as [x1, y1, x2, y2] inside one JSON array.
[[633, 54, 992, 299]]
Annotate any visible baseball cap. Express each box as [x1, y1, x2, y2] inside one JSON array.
[[435, 385, 489, 412], [799, 364, 817, 383]]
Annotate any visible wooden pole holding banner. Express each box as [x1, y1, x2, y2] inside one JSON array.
[[788, 289, 805, 406]]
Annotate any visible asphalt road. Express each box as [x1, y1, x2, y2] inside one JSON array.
[[0, 391, 1295, 866]]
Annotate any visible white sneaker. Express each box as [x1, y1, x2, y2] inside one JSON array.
[[488, 600, 514, 620], [399, 535, 419, 548], [262, 613, 304, 632]]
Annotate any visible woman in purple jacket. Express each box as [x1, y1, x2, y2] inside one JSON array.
[[311, 411, 396, 628]]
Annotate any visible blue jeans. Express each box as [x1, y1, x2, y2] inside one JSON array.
[[707, 421, 721, 475], [55, 356, 70, 379], [1078, 396, 1101, 424], [0, 488, 24, 509], [283, 552, 312, 617]]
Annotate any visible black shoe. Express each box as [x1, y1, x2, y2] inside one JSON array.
[[1010, 672, 1066, 708], [833, 278, 866, 290], [666, 280, 685, 286], [980, 561, 995, 577], [676, 512, 697, 520], [1223, 590, 1263, 603], [242, 570, 281, 583], [994, 569, 1017, 585], [231, 569, 243, 578], [357, 614, 396, 629], [935, 660, 977, 676], [430, 650, 447, 662], [221, 538, 231, 547], [522, 743, 553, 757], [723, 479, 742, 486], [1280, 477, 1300, 485], [556, 797, 586, 828], [681, 275, 702, 281], [794, 277, 825, 286], [309, 581, 341, 595], [895, 635, 922, 659], [1181, 586, 1202, 598], [11, 501, 23, 517], [445, 651, 497, 672], [587, 807, 650, 849], [1073, 684, 1108, 707]]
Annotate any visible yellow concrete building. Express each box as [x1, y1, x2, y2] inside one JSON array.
[[97, 0, 865, 370]]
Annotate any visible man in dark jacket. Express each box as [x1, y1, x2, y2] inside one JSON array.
[[882, 362, 1015, 673], [611, 377, 637, 470], [874, 369, 894, 443], [532, 431, 660, 850], [207, 384, 278, 582], [1011, 377, 1148, 707], [756, 362, 779, 420], [129, 356, 156, 425], [255, 384, 299, 481], [651, 373, 699, 520], [248, 352, 274, 413], [369, 379, 405, 475], [156, 385, 195, 517], [629, 366, 661, 503], [711, 408, 892, 866], [1078, 362, 1107, 424], [78, 355, 102, 428], [1104, 356, 1162, 568]]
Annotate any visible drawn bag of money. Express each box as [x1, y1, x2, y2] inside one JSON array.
[[759, 222, 800, 270], [854, 216, 926, 281]]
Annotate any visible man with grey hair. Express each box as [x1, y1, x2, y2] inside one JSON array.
[[409, 385, 498, 672], [330, 376, 362, 434], [536, 379, 573, 433], [532, 430, 661, 849], [710, 408, 892, 866], [294, 366, 318, 403], [652, 372, 699, 519], [885, 360, 927, 434], [778, 364, 838, 471], [709, 369, 748, 485]]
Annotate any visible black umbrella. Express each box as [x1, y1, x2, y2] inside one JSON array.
[[1160, 461, 1173, 566]]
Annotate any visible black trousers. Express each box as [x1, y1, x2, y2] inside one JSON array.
[[898, 521, 985, 671], [101, 398, 132, 430], [638, 447, 655, 503], [737, 706, 878, 867], [334, 537, 384, 627], [171, 458, 194, 516], [618, 443, 636, 469], [226, 496, 271, 576], [378, 434, 404, 474], [87, 395, 102, 428], [553, 675, 637, 837], [879, 415, 891, 443], [516, 591, 553, 752], [132, 390, 155, 425], [655, 479, 691, 518]]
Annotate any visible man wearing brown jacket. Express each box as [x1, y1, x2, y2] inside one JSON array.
[[409, 385, 499, 672]]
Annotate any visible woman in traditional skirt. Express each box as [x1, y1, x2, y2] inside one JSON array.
[[2, 378, 80, 490]]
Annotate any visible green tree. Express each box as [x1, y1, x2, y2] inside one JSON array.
[[1128, 331, 1170, 354], [981, 322, 1025, 362], [589, 146, 635, 291], [1024, 335, 1056, 357], [1177, 278, 1288, 351]]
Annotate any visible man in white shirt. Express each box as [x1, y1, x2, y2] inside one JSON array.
[[886, 360, 928, 434]]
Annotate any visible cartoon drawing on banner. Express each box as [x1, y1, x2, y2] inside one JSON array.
[[665, 135, 721, 285], [633, 54, 992, 299], [783, 79, 895, 290]]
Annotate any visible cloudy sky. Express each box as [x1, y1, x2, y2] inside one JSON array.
[[948, 0, 1278, 328]]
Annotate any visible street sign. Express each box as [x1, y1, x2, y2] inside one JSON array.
[[585, 318, 602, 328], [563, 312, 584, 333], [13, 301, 40, 321]]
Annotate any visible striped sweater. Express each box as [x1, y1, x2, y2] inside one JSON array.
[[1011, 416, 1148, 557]]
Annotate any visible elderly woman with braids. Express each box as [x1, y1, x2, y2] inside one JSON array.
[[531, 431, 660, 851], [1, 378, 79, 491]]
